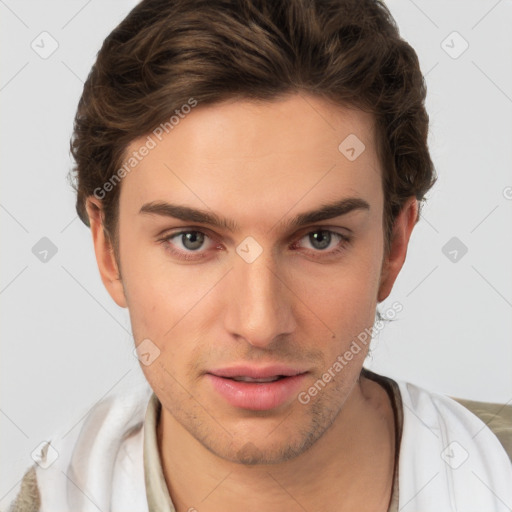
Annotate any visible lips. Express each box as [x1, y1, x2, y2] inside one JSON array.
[[206, 365, 308, 410]]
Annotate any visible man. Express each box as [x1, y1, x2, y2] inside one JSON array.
[[9, 0, 512, 511]]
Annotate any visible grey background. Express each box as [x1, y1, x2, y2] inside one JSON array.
[[1, 0, 511, 505]]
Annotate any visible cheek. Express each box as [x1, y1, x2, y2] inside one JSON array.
[[299, 240, 383, 318], [303, 274, 379, 355], [119, 234, 199, 326], [119, 240, 228, 375], [289, 241, 384, 364]]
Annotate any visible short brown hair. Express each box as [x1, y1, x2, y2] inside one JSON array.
[[70, 0, 436, 253]]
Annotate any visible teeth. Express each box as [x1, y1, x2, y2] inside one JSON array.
[[231, 375, 282, 383]]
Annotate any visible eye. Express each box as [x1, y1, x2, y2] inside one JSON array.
[[158, 227, 350, 262], [175, 231, 207, 251], [293, 229, 350, 257], [304, 230, 334, 250], [159, 230, 218, 260]]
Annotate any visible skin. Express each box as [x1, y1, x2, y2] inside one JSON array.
[[86, 93, 418, 512]]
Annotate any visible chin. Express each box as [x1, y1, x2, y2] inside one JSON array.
[[204, 427, 322, 466]]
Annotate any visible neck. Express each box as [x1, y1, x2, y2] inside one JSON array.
[[157, 374, 396, 512]]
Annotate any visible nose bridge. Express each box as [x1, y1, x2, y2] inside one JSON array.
[[224, 246, 295, 347]]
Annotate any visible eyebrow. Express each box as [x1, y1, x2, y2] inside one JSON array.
[[139, 197, 370, 232]]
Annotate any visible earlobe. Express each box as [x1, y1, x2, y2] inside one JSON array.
[[377, 197, 419, 302], [85, 197, 127, 308]]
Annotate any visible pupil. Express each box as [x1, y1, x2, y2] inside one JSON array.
[[310, 230, 331, 250], [183, 232, 204, 250]]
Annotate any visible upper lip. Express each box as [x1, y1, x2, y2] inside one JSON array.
[[207, 365, 308, 379]]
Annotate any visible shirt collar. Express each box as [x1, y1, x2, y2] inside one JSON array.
[[143, 391, 176, 511]]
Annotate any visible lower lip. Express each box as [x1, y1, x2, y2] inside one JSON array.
[[206, 373, 308, 411]]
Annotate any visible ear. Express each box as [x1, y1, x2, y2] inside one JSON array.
[[377, 197, 419, 302], [85, 197, 127, 308]]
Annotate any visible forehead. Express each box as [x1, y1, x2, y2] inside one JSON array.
[[119, 93, 383, 229]]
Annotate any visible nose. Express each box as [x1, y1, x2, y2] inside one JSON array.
[[223, 249, 296, 349]]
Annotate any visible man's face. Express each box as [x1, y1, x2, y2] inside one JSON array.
[[113, 93, 389, 464]]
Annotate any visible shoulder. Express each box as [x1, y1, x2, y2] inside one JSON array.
[[450, 396, 512, 463], [8, 385, 153, 511], [362, 368, 512, 463], [7, 466, 40, 512]]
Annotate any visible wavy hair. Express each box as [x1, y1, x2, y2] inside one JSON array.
[[70, 0, 436, 254]]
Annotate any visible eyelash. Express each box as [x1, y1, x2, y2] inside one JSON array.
[[157, 228, 351, 262]]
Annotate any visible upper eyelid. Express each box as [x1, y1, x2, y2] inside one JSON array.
[[293, 226, 351, 239], [160, 223, 350, 237]]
